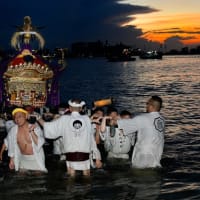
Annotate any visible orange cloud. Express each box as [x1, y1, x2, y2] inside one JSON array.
[[123, 13, 200, 45]]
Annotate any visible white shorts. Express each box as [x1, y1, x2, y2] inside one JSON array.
[[66, 160, 90, 171], [19, 155, 41, 171], [107, 152, 129, 159]]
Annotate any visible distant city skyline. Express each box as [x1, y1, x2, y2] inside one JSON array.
[[0, 0, 200, 51]]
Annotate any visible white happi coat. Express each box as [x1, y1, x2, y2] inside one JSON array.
[[7, 124, 47, 172], [100, 126, 132, 159], [43, 112, 101, 160], [53, 137, 64, 155], [4, 120, 15, 149], [118, 112, 165, 168]]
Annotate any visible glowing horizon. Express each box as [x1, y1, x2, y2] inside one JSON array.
[[119, 0, 200, 46]]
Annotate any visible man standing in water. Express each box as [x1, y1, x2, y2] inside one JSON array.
[[100, 107, 132, 161], [7, 108, 47, 173], [117, 96, 165, 168], [37, 99, 102, 177]]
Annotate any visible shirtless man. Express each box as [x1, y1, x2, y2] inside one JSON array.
[[7, 108, 47, 173]]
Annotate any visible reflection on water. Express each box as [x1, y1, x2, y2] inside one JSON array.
[[0, 55, 200, 199], [0, 164, 163, 200]]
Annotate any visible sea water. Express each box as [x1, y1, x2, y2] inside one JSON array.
[[0, 55, 200, 199]]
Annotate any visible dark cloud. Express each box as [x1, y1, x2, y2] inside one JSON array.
[[180, 36, 197, 40], [0, 0, 159, 49], [150, 27, 200, 34], [164, 36, 183, 50]]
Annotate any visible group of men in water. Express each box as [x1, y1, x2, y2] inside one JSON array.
[[0, 95, 165, 178]]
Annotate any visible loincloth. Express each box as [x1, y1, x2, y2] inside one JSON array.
[[65, 152, 90, 170], [19, 154, 41, 171]]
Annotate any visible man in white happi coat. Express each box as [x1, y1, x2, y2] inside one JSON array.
[[117, 96, 165, 168], [100, 107, 132, 160], [38, 99, 102, 177], [7, 108, 47, 173]]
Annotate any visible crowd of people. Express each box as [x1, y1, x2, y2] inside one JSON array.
[[0, 95, 165, 178]]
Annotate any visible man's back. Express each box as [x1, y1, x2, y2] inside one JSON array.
[[131, 112, 165, 168]]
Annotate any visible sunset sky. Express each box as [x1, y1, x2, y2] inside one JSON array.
[[120, 0, 200, 46], [0, 0, 200, 50]]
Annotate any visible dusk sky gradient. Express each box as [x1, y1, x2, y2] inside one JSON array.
[[0, 0, 200, 51]]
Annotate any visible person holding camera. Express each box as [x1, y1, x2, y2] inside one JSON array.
[[90, 107, 107, 164], [6, 108, 47, 174]]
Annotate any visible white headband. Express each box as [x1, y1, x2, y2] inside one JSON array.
[[68, 100, 86, 108]]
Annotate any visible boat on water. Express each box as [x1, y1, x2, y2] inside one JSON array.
[[107, 55, 136, 62], [139, 50, 163, 59], [107, 48, 136, 62], [0, 16, 66, 108]]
